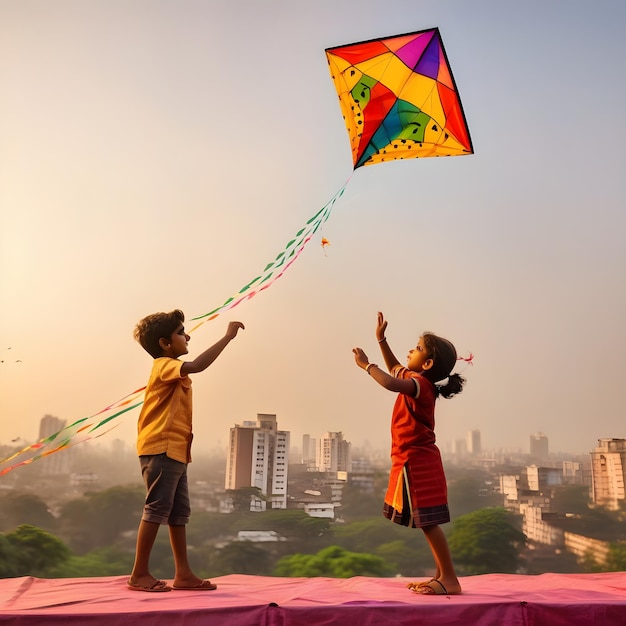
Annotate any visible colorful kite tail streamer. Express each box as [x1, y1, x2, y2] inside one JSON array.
[[0, 180, 354, 475], [188, 178, 351, 331]]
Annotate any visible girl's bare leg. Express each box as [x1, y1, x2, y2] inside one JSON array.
[[414, 525, 461, 594]]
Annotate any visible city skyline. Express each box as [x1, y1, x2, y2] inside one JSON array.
[[1, 0, 625, 464], [0, 410, 611, 470]]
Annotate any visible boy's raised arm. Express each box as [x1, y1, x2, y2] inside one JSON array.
[[181, 321, 244, 376]]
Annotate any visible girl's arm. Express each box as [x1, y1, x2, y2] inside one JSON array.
[[353, 347, 415, 395], [375, 311, 401, 372]]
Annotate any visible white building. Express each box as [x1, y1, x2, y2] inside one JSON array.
[[39, 414, 70, 475], [302, 434, 317, 470], [530, 432, 549, 465], [466, 429, 482, 455], [316, 432, 352, 474], [303, 502, 336, 519], [225, 413, 290, 510], [526, 465, 562, 491], [500, 474, 521, 502], [591, 438, 626, 511]]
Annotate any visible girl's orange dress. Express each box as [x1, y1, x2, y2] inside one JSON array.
[[383, 366, 450, 528]]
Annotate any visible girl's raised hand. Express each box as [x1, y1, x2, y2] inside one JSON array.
[[352, 347, 369, 370], [376, 311, 388, 342]]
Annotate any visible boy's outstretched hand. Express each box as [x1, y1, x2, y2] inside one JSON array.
[[226, 321, 245, 339]]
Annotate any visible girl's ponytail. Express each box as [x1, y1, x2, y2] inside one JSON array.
[[436, 373, 465, 399]]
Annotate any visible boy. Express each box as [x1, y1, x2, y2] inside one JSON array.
[[128, 309, 244, 592]]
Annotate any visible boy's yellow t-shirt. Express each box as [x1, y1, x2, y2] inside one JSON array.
[[136, 357, 193, 464]]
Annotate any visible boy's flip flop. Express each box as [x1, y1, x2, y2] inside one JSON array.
[[127, 579, 172, 592], [172, 580, 217, 591]]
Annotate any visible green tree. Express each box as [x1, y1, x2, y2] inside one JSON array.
[[5, 524, 71, 577], [274, 545, 391, 578], [86, 485, 144, 546], [49, 546, 134, 578], [605, 542, 626, 572], [241, 509, 331, 542], [551, 485, 591, 515], [340, 482, 387, 521], [57, 485, 144, 553], [333, 519, 386, 552], [226, 487, 266, 513], [0, 533, 20, 577], [448, 507, 526, 575], [447, 472, 502, 517], [333, 518, 420, 553], [375, 539, 430, 577], [213, 541, 273, 575], [0, 492, 57, 533]]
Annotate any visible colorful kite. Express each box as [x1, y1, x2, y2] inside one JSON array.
[[190, 27, 472, 327], [0, 28, 473, 475], [325, 27, 473, 168]]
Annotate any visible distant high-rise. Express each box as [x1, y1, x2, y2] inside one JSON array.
[[452, 438, 467, 458], [225, 414, 289, 510], [38, 414, 69, 475], [39, 414, 66, 440], [316, 432, 352, 474], [530, 432, 549, 464], [302, 434, 317, 470], [466, 430, 481, 456], [591, 438, 626, 510]]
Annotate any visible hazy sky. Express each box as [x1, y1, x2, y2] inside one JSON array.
[[1, 0, 625, 465]]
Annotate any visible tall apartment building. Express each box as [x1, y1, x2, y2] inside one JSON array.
[[530, 432, 549, 464], [591, 438, 626, 511], [225, 413, 290, 510], [466, 429, 482, 456], [39, 414, 69, 475], [39, 414, 66, 440], [452, 438, 467, 459], [316, 432, 351, 474], [301, 434, 317, 470]]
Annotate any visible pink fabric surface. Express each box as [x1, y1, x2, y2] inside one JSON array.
[[1, 572, 626, 625]]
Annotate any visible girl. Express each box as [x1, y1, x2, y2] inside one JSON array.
[[353, 312, 466, 596]]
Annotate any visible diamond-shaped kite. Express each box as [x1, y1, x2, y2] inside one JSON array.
[[325, 27, 473, 169]]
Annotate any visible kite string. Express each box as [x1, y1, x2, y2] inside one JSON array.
[[0, 178, 353, 474], [187, 178, 351, 333]]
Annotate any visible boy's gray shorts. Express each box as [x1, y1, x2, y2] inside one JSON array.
[[139, 453, 190, 525]]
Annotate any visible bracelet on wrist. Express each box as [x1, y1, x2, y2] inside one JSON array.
[[377, 337, 386, 343], [366, 363, 378, 374]]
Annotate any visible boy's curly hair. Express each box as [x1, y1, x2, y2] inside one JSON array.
[[133, 309, 185, 358]]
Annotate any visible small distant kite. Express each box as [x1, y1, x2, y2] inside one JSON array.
[[0, 28, 473, 475]]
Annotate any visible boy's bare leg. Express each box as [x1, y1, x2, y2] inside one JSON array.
[[169, 524, 207, 588], [129, 520, 164, 588]]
